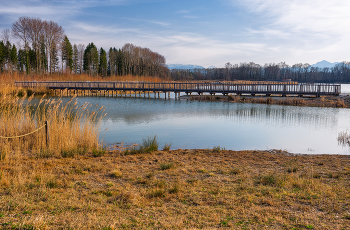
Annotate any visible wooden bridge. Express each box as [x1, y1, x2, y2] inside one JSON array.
[[15, 81, 341, 98]]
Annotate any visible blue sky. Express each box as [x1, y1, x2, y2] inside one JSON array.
[[1, 0, 349, 68]]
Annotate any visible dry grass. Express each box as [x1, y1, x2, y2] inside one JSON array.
[[0, 91, 103, 159], [0, 72, 166, 98], [194, 94, 349, 108], [0, 149, 349, 229], [0, 72, 164, 84]]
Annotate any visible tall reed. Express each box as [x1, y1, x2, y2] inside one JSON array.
[[0, 92, 104, 159]]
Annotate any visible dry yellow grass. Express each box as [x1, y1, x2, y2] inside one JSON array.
[[0, 149, 349, 229], [0, 91, 103, 159], [0, 72, 164, 84], [191, 94, 349, 108]]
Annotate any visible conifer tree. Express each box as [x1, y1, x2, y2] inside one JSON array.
[[62, 35, 73, 72], [99, 47, 107, 77]]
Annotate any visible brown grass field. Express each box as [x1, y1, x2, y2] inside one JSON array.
[[1, 149, 350, 229], [1, 73, 350, 229]]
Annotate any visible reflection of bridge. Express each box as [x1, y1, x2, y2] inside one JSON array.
[[15, 81, 341, 97]]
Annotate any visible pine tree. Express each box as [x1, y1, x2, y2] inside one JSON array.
[[73, 44, 79, 74], [62, 35, 73, 72], [83, 42, 98, 75], [0, 41, 4, 72], [98, 47, 107, 77], [9, 44, 17, 72]]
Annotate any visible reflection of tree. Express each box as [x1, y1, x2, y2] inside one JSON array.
[[338, 131, 350, 147], [97, 98, 338, 129]]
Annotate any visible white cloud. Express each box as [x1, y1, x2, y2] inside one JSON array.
[[228, 0, 350, 64]]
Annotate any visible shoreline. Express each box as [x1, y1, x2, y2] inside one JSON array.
[[180, 94, 350, 108]]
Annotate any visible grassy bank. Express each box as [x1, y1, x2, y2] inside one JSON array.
[[0, 148, 350, 229], [185, 94, 349, 108]]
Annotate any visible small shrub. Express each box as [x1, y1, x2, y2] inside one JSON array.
[[106, 182, 114, 187], [230, 168, 241, 175], [169, 184, 179, 194], [335, 99, 346, 108], [140, 135, 158, 153], [256, 174, 277, 186], [136, 177, 148, 185], [213, 146, 225, 152], [145, 172, 154, 179], [37, 149, 54, 159], [149, 189, 165, 198], [123, 146, 140, 155], [287, 167, 298, 173], [160, 162, 173, 170], [46, 179, 57, 188], [61, 149, 75, 158], [111, 169, 122, 178], [0, 150, 6, 161], [92, 148, 106, 157], [162, 143, 172, 151]]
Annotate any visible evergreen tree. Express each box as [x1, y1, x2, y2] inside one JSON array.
[[9, 44, 17, 72], [83, 42, 98, 75], [17, 49, 26, 73], [62, 35, 73, 72], [98, 47, 107, 77], [40, 40, 47, 73], [73, 44, 79, 74], [0, 41, 4, 71], [50, 41, 59, 73]]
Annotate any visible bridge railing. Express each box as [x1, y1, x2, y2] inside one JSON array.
[[14, 81, 341, 96]]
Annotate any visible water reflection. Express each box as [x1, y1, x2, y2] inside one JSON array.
[[31, 96, 350, 154], [94, 97, 338, 131]]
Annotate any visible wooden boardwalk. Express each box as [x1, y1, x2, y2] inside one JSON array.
[[15, 81, 341, 97]]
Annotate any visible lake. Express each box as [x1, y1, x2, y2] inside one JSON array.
[[51, 90, 349, 155], [31, 84, 349, 155]]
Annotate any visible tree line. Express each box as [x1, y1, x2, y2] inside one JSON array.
[[0, 17, 167, 78], [2, 17, 350, 83], [170, 62, 350, 83]]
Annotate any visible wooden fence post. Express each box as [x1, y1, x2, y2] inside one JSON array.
[[45, 121, 49, 148]]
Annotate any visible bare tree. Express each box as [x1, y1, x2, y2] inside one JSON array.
[[27, 18, 44, 73], [77, 44, 85, 74], [1, 29, 11, 43], [42, 20, 64, 73], [12, 17, 31, 74]]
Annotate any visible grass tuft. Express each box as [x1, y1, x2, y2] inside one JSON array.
[[162, 143, 172, 151], [160, 162, 174, 170]]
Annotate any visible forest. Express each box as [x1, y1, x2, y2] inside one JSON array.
[[170, 62, 350, 83], [1, 16, 350, 83]]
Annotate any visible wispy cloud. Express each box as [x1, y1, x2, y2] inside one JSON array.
[[122, 17, 169, 26], [227, 0, 350, 63]]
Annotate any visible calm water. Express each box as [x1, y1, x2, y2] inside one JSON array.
[[36, 84, 350, 155], [50, 93, 350, 155]]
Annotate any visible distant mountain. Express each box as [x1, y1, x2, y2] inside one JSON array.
[[167, 64, 205, 70], [311, 60, 340, 68]]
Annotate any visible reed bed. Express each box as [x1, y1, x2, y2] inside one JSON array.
[[0, 72, 164, 84], [195, 94, 348, 108], [0, 93, 104, 160]]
